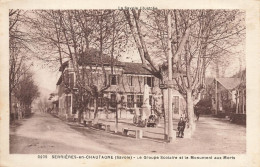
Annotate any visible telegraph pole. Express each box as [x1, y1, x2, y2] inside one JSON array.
[[167, 12, 174, 142]]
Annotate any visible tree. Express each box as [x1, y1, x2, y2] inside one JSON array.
[[14, 70, 40, 117], [37, 97, 51, 113], [9, 10, 34, 121], [123, 9, 245, 137], [28, 10, 129, 123], [123, 9, 191, 138]]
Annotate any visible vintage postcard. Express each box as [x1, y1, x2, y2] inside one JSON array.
[[0, 0, 259, 167]]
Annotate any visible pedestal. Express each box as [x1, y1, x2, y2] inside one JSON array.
[[136, 130, 143, 139]]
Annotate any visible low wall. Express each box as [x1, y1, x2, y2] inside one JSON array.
[[83, 110, 134, 120]]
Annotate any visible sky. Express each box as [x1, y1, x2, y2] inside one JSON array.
[[32, 60, 60, 98]]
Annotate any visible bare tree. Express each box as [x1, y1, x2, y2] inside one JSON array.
[[9, 9, 34, 121], [37, 97, 51, 113], [29, 10, 129, 123], [123, 9, 245, 136]]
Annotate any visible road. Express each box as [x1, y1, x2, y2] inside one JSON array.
[[10, 112, 117, 154], [10, 111, 246, 154]]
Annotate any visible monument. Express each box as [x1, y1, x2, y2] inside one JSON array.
[[141, 84, 151, 121]]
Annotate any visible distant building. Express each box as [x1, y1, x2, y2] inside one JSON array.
[[56, 49, 186, 120], [211, 77, 241, 116], [232, 70, 246, 115]]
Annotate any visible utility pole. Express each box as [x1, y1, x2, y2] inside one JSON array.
[[215, 59, 219, 115], [167, 12, 174, 142]]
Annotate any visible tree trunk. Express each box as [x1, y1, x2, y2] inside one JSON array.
[[115, 103, 118, 133], [186, 89, 196, 138], [93, 97, 99, 124], [78, 108, 83, 123]]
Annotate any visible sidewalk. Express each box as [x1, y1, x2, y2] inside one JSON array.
[[67, 115, 246, 154]]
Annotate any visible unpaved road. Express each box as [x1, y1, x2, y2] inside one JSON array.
[[10, 112, 118, 154], [10, 112, 246, 154]]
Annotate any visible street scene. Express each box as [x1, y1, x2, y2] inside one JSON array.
[[10, 111, 245, 154], [9, 9, 246, 154]]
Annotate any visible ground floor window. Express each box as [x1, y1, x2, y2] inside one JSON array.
[[97, 97, 103, 107], [110, 94, 117, 108], [65, 95, 72, 114], [65, 96, 71, 108], [89, 98, 94, 107], [127, 95, 134, 108], [136, 95, 143, 108]]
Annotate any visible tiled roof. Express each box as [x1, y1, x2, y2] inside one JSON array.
[[77, 48, 122, 66], [59, 48, 122, 71], [216, 77, 241, 90], [123, 62, 152, 75]]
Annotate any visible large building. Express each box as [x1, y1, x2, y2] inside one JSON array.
[[56, 49, 186, 120]]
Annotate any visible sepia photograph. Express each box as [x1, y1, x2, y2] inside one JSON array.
[[8, 9, 247, 155]]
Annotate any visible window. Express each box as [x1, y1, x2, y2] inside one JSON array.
[[110, 94, 117, 108], [65, 96, 71, 108], [127, 76, 133, 86], [136, 95, 143, 108], [110, 75, 119, 85], [173, 96, 179, 114], [97, 97, 103, 107], [127, 95, 134, 108], [144, 77, 154, 87], [89, 98, 94, 107], [69, 73, 74, 88]]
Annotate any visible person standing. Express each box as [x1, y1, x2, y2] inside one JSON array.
[[196, 110, 200, 121], [177, 117, 186, 138]]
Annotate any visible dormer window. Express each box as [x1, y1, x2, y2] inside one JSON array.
[[144, 77, 154, 87], [110, 75, 119, 85]]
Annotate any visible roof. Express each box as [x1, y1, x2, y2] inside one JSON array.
[[59, 48, 122, 72], [59, 61, 69, 72], [205, 78, 214, 85], [56, 75, 62, 85], [77, 48, 122, 66], [123, 62, 152, 75], [215, 77, 241, 90]]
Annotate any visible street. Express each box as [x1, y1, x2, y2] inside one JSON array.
[[10, 111, 246, 154]]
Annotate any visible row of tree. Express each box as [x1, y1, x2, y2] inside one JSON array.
[[18, 9, 244, 136], [9, 10, 40, 122]]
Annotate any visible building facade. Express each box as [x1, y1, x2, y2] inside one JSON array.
[[56, 51, 186, 120], [233, 70, 246, 115]]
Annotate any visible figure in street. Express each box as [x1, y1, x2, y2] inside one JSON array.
[[177, 117, 186, 138], [196, 110, 200, 121]]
